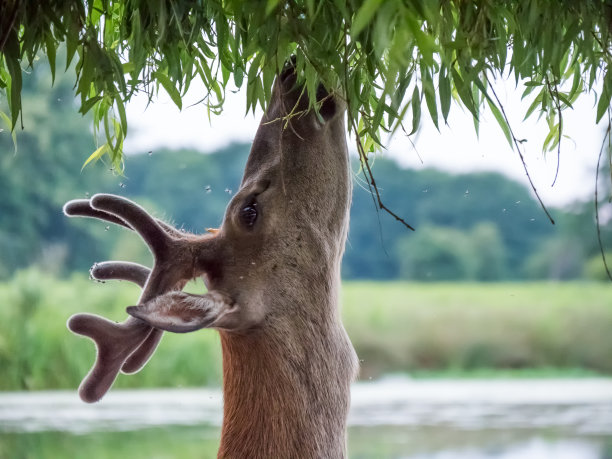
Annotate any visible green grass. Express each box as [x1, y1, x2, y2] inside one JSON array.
[[6, 425, 610, 459], [406, 367, 605, 379], [343, 281, 612, 378], [1, 270, 611, 391], [0, 427, 221, 459]]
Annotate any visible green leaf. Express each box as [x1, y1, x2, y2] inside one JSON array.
[[195, 55, 214, 85], [392, 71, 412, 112], [406, 16, 436, 67], [233, 66, 244, 87], [81, 144, 109, 170], [305, 0, 315, 18], [351, 0, 383, 37], [45, 34, 57, 85], [80, 96, 103, 114], [486, 99, 513, 148], [439, 65, 451, 123], [5, 57, 22, 129], [524, 89, 544, 120], [596, 68, 611, 123], [199, 43, 216, 60], [111, 117, 124, 153], [115, 97, 128, 136], [450, 67, 477, 118], [66, 32, 79, 70], [221, 63, 231, 87], [372, 98, 386, 134], [409, 86, 421, 136], [153, 72, 182, 110], [262, 66, 274, 105], [542, 123, 559, 152], [421, 67, 438, 129], [3, 29, 21, 129], [265, 0, 281, 16], [556, 92, 573, 108]]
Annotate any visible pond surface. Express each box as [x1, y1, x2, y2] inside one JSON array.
[[1, 377, 611, 458]]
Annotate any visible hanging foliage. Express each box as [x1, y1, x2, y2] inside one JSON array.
[[0, 1, 611, 189]]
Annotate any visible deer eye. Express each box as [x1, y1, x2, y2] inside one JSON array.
[[239, 202, 258, 228]]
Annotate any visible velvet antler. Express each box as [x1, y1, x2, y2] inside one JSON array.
[[63, 194, 211, 402]]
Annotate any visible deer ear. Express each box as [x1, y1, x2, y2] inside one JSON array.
[[279, 55, 297, 86], [126, 291, 233, 334], [316, 83, 338, 122]]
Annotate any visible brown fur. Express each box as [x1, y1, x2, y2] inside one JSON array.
[[212, 73, 358, 457]]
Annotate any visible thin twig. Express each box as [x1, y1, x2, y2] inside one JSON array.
[[352, 122, 415, 231], [485, 75, 555, 225], [595, 116, 612, 282], [591, 31, 612, 64], [400, 120, 424, 164], [342, 24, 414, 232]]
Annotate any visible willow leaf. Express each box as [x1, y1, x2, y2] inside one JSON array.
[[115, 96, 128, 136], [351, 0, 383, 37], [154, 72, 182, 110], [81, 144, 109, 170], [439, 65, 451, 123], [409, 86, 421, 136], [486, 98, 513, 148], [596, 69, 611, 123], [45, 34, 57, 85]]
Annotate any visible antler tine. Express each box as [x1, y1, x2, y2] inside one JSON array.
[[68, 260, 155, 403], [91, 260, 169, 374], [91, 261, 150, 288], [90, 260, 164, 374], [97, 263, 172, 375], [90, 194, 171, 258], [68, 314, 153, 403], [121, 328, 163, 374], [64, 198, 185, 239], [63, 199, 131, 229]]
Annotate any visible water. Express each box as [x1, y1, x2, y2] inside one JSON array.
[[1, 378, 611, 458]]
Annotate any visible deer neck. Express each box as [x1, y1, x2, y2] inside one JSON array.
[[217, 282, 357, 458]]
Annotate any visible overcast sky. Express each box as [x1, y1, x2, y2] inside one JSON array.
[[124, 77, 608, 209]]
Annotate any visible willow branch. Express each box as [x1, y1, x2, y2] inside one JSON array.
[[595, 117, 612, 282], [486, 74, 555, 225]]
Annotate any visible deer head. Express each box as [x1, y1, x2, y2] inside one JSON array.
[[65, 66, 357, 457]]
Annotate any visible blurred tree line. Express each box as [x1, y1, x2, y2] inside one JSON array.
[[1, 63, 611, 282]]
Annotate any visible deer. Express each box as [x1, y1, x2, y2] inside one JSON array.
[[63, 65, 358, 458]]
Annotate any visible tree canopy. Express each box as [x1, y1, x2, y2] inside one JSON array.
[[1, 1, 612, 169]]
